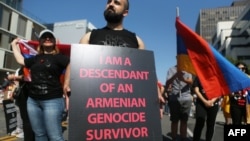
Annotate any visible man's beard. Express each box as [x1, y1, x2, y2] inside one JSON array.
[[104, 9, 123, 24]]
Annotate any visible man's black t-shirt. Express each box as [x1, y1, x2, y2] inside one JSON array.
[[89, 27, 139, 48]]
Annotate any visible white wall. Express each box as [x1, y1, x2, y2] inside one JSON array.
[[53, 20, 95, 44]]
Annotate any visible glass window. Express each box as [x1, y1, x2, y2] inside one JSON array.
[[0, 32, 12, 50], [0, 5, 11, 30], [17, 15, 27, 37], [4, 51, 19, 69]]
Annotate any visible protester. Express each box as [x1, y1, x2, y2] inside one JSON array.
[[229, 62, 248, 125], [220, 95, 231, 125], [7, 69, 24, 139], [7, 68, 34, 140], [240, 63, 250, 125], [77, 0, 167, 119], [11, 29, 70, 141], [165, 65, 193, 141], [192, 77, 220, 141], [64, 0, 147, 108], [73, 0, 155, 107]]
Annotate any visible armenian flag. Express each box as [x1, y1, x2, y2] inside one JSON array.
[[175, 17, 250, 99]]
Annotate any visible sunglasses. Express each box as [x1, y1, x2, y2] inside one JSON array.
[[40, 33, 54, 39], [40, 34, 55, 43], [238, 67, 245, 71]]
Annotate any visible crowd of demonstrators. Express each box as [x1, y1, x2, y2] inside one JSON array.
[[7, 68, 24, 139], [192, 76, 220, 141], [164, 65, 193, 141], [11, 29, 70, 141], [6, 0, 156, 140], [161, 61, 250, 141], [229, 62, 249, 125], [6, 1, 250, 141], [7, 68, 35, 140]]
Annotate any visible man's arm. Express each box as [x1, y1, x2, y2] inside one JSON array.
[[136, 36, 145, 50], [165, 72, 177, 89], [79, 32, 91, 44]]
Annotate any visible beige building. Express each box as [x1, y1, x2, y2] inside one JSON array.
[[0, 1, 46, 82], [212, 1, 250, 65], [196, 0, 247, 43]]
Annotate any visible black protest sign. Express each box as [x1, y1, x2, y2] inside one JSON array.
[[68, 44, 162, 141], [2, 99, 17, 134]]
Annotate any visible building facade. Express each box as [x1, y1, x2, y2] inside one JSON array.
[[0, 1, 96, 84], [48, 20, 96, 44], [212, 2, 250, 65], [0, 1, 47, 82], [0, 0, 22, 11], [195, 0, 247, 43]]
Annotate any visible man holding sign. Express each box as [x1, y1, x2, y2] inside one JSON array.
[[63, 0, 164, 141], [63, 0, 145, 102]]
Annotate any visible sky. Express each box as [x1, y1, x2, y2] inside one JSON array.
[[23, 0, 233, 84]]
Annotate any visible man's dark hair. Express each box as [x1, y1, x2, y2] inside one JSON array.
[[125, 0, 129, 10]]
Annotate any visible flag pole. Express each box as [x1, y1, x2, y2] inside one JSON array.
[[176, 7, 179, 17]]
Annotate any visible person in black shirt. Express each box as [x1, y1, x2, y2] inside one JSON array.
[[11, 29, 70, 141], [65, 0, 146, 97], [7, 68, 35, 141], [192, 77, 220, 141], [229, 62, 248, 125]]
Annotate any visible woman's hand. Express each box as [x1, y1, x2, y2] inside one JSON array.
[[204, 99, 214, 107], [11, 38, 20, 48]]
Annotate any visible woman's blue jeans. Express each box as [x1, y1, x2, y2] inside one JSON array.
[[27, 97, 65, 141]]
